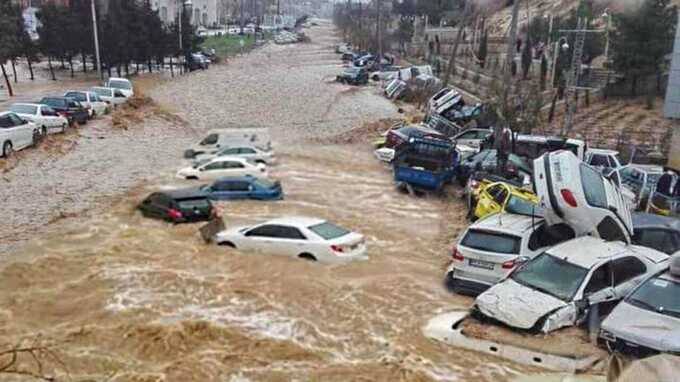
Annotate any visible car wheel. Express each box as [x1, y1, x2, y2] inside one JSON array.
[[218, 241, 236, 248], [2, 141, 13, 158], [186, 176, 198, 180], [298, 253, 317, 262], [61, 123, 68, 133]]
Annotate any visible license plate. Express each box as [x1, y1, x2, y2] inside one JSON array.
[[468, 259, 494, 270]]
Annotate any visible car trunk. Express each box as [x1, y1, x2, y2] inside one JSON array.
[[176, 197, 213, 222]]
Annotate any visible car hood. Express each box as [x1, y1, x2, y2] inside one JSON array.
[[475, 279, 568, 330], [602, 301, 680, 352]]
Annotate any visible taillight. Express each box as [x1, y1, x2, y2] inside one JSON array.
[[560, 189, 578, 207], [330, 245, 344, 253], [502, 259, 517, 269], [452, 247, 464, 261], [167, 209, 183, 219]]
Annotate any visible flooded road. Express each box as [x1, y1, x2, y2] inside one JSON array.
[[1, 21, 539, 381]]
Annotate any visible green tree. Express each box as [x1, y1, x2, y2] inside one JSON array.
[[611, 0, 677, 96]]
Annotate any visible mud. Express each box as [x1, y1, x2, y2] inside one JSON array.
[[0, 21, 550, 381]]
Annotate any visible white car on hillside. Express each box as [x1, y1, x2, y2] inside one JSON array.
[[90, 86, 128, 107], [473, 236, 669, 333], [0, 111, 37, 157], [447, 213, 574, 295], [9, 103, 68, 136], [534, 150, 633, 243], [64, 91, 108, 117], [176, 156, 267, 181], [104, 77, 134, 98], [192, 145, 276, 165], [215, 217, 367, 264]]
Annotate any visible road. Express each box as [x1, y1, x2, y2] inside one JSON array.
[[0, 21, 536, 381]]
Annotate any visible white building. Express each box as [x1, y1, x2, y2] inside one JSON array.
[[153, 0, 218, 27]]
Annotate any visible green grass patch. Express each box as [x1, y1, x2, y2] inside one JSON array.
[[201, 34, 259, 58]]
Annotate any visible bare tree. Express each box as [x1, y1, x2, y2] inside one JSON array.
[[0, 337, 68, 381]]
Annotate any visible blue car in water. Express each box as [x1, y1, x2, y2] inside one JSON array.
[[200, 176, 283, 200]]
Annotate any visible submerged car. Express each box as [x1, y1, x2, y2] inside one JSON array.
[[631, 213, 680, 255], [534, 150, 633, 243], [198, 176, 283, 200], [599, 254, 680, 357], [447, 213, 573, 295], [214, 217, 367, 264], [470, 181, 539, 221], [138, 190, 217, 223], [9, 103, 68, 137], [177, 156, 267, 181], [473, 236, 669, 333], [336, 67, 368, 85], [192, 145, 276, 165]]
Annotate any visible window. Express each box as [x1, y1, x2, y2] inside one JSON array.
[[580, 164, 608, 208], [65, 92, 86, 102], [626, 276, 680, 319], [511, 254, 589, 301], [584, 263, 612, 295], [597, 216, 627, 242], [108, 79, 131, 90], [275, 226, 306, 240], [213, 181, 233, 192], [589, 154, 610, 167], [230, 181, 250, 191], [528, 223, 575, 250], [177, 198, 210, 210], [201, 134, 218, 145], [203, 162, 223, 171], [245, 225, 278, 238], [611, 257, 646, 286], [224, 161, 245, 169], [632, 228, 678, 254], [42, 106, 57, 116], [493, 188, 508, 205], [220, 148, 240, 155], [8, 114, 24, 126], [0, 116, 14, 128], [10, 104, 37, 115], [68, 101, 80, 108], [308, 222, 350, 240], [239, 148, 257, 154], [460, 230, 521, 254]]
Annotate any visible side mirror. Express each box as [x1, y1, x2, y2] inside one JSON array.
[[586, 287, 616, 305]]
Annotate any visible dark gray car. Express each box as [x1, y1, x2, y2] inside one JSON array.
[[632, 213, 680, 254]]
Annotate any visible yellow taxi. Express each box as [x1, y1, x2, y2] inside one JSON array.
[[469, 181, 539, 220]]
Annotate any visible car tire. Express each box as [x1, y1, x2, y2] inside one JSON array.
[[186, 176, 198, 180], [218, 241, 236, 248], [61, 123, 68, 133], [2, 141, 12, 158], [298, 253, 317, 262]]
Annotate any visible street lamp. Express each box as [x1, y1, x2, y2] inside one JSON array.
[[602, 8, 612, 63]]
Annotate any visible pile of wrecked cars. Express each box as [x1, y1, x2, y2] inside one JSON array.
[[424, 149, 680, 372]]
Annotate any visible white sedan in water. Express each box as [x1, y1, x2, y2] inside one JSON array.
[[9, 103, 68, 136], [176, 156, 267, 181], [214, 217, 368, 264]]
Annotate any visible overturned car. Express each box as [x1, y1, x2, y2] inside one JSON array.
[[472, 236, 669, 333]]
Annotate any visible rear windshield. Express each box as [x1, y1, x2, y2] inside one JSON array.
[[627, 275, 680, 318], [177, 198, 210, 210], [580, 164, 608, 208], [308, 222, 350, 240], [10, 104, 37, 115], [109, 80, 132, 90], [506, 195, 539, 217], [92, 88, 112, 97], [65, 92, 86, 101], [511, 254, 589, 301], [460, 230, 521, 254]]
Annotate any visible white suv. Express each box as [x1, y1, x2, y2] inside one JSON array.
[[447, 213, 574, 294]]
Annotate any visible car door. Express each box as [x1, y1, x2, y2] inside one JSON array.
[[8, 113, 32, 149], [199, 161, 227, 180], [242, 224, 280, 253], [209, 180, 233, 200], [229, 180, 252, 199], [223, 160, 247, 177], [610, 256, 648, 303], [581, 262, 615, 315], [263, 225, 308, 256], [238, 147, 258, 161]]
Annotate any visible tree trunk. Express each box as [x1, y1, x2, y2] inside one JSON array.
[[1, 64, 13, 96], [135, 62, 140, 74], [147, 60, 152, 73], [48, 56, 56, 80], [170, 57, 174, 77], [116, 65, 121, 77], [82, 52, 87, 73], [69, 55, 74, 78], [27, 56, 34, 80], [10, 59, 17, 83], [60, 57, 65, 69], [443, 9, 469, 87], [548, 92, 558, 123], [631, 75, 638, 97], [124, 62, 129, 76], [107, 63, 112, 77]]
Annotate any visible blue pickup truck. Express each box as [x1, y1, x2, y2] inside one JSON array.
[[393, 137, 459, 192]]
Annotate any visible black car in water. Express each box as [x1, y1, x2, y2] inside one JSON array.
[[38, 97, 89, 125], [138, 189, 217, 223], [336, 67, 369, 85]]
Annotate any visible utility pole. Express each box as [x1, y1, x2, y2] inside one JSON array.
[[442, 1, 472, 87], [376, 0, 382, 56], [90, 0, 102, 80]]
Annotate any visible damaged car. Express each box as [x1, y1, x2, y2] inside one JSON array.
[[533, 150, 633, 243], [599, 253, 680, 357], [336, 66, 369, 85], [472, 236, 669, 333]]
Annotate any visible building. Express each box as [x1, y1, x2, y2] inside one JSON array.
[[153, 0, 218, 26]]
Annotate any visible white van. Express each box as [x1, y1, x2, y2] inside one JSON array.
[[184, 128, 271, 158]]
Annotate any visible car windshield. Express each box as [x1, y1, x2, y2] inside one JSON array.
[[460, 230, 521, 254], [627, 275, 680, 318], [505, 195, 540, 217], [65, 92, 87, 101], [109, 80, 132, 90], [308, 222, 350, 240], [192, 159, 211, 168], [253, 178, 276, 189], [177, 198, 210, 210], [10, 104, 37, 115], [92, 88, 112, 97], [511, 254, 589, 301], [41, 98, 61, 106]]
